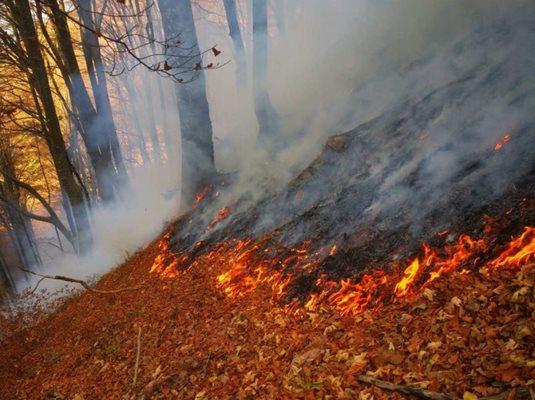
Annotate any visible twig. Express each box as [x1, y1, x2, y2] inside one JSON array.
[[201, 350, 213, 378], [132, 326, 142, 390], [357, 375, 457, 400], [357, 375, 532, 400], [20, 268, 142, 294], [29, 277, 46, 294]]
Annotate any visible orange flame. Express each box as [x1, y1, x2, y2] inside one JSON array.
[[206, 207, 231, 230], [194, 186, 212, 207], [150, 233, 181, 278], [489, 227, 534, 268], [494, 133, 511, 151], [151, 220, 534, 319], [394, 258, 421, 296]]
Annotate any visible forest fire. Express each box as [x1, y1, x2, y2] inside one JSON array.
[[151, 215, 534, 318]]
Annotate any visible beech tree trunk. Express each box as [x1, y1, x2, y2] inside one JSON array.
[[158, 0, 216, 203], [253, 0, 280, 143], [223, 0, 247, 91], [0, 140, 40, 270], [46, 0, 128, 203]]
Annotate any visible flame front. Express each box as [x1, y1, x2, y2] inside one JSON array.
[[489, 227, 535, 268], [150, 224, 534, 318]]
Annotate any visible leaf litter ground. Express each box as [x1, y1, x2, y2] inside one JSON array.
[[0, 227, 533, 400]]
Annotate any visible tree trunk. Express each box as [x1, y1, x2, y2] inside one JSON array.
[[144, 4, 175, 163], [46, 0, 128, 202], [157, 0, 216, 203], [11, 0, 92, 253], [80, 0, 129, 188], [274, 0, 286, 35], [253, 0, 280, 143], [223, 0, 247, 91]]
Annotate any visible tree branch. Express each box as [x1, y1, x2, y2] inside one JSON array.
[[357, 375, 532, 400], [20, 267, 143, 294]]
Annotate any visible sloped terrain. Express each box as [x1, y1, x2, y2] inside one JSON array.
[[2, 6, 535, 400], [0, 214, 534, 399]]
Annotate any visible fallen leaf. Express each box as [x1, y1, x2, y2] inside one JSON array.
[[293, 347, 321, 365], [463, 392, 478, 400]]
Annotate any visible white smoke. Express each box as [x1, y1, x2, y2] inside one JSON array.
[[15, 0, 535, 292]]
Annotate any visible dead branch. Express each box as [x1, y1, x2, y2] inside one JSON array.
[[201, 350, 213, 378], [20, 268, 142, 294], [357, 375, 456, 400], [357, 375, 532, 400], [132, 326, 142, 390]]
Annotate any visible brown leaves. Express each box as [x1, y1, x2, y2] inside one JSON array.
[[1, 226, 534, 399]]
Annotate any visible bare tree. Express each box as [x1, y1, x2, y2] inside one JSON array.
[[157, 0, 217, 201], [223, 0, 247, 91], [253, 0, 280, 143]]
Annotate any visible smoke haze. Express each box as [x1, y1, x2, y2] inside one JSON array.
[[18, 0, 535, 292]]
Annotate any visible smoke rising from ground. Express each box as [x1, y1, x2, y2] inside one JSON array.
[[16, 0, 535, 293]]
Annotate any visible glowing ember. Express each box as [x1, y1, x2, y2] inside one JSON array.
[[494, 133, 511, 151], [328, 244, 337, 256], [206, 207, 231, 230], [194, 185, 212, 207]]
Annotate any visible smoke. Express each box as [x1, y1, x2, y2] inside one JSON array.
[[14, 0, 535, 294], [195, 0, 535, 243]]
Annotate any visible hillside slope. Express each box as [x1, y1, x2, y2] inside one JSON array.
[[0, 222, 533, 399]]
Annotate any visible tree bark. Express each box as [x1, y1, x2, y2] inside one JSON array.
[[157, 0, 217, 203]]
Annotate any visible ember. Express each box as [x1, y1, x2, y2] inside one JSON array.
[[494, 133, 511, 151], [206, 206, 231, 230], [194, 185, 212, 207]]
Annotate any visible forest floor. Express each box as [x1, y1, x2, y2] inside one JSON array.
[[0, 226, 533, 400]]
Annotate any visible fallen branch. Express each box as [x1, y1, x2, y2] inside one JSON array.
[[20, 268, 142, 294], [132, 326, 142, 390], [357, 375, 456, 400], [357, 375, 532, 400]]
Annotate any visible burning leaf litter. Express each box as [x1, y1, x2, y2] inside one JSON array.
[[1, 216, 534, 399], [151, 213, 534, 319]]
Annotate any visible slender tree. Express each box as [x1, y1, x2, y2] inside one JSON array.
[[253, 0, 280, 143], [223, 0, 247, 91], [157, 0, 216, 202], [40, 0, 128, 202], [0, 138, 42, 271]]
